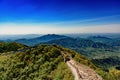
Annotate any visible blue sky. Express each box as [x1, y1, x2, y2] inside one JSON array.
[[0, 0, 120, 34]]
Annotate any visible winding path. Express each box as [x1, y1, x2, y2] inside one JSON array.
[[66, 59, 103, 80], [67, 60, 80, 80]]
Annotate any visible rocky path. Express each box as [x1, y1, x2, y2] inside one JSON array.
[[66, 59, 103, 80]]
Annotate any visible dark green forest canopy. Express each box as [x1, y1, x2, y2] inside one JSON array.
[[0, 42, 27, 53]]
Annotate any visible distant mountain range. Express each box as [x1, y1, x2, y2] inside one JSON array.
[[1, 34, 120, 58], [14, 34, 67, 46], [41, 37, 113, 49], [87, 36, 120, 46], [3, 34, 119, 47], [0, 34, 42, 40]]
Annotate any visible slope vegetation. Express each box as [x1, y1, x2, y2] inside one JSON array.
[[0, 45, 99, 80], [0, 42, 26, 53]]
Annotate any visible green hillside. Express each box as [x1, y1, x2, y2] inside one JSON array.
[[0, 44, 97, 80], [0, 42, 27, 53], [0, 44, 120, 80], [92, 56, 120, 70]]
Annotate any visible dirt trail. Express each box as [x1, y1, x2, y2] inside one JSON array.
[[66, 59, 102, 80]]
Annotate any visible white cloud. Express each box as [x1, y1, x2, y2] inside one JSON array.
[[0, 23, 120, 35]]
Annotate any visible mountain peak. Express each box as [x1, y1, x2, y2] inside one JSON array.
[[15, 34, 68, 46]]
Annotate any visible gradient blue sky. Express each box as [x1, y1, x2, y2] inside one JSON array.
[[0, 0, 120, 34]]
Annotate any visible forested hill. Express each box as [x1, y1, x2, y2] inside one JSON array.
[[0, 44, 120, 80], [0, 44, 98, 80], [0, 42, 27, 53]]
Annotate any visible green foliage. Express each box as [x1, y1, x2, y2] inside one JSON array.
[[0, 44, 100, 80], [91, 56, 120, 80], [2, 43, 120, 80], [52, 62, 74, 80], [0, 42, 26, 53], [96, 68, 120, 80], [57, 46, 97, 70], [0, 45, 74, 80], [91, 56, 120, 70]]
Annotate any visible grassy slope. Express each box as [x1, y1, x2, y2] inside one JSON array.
[[0, 45, 97, 80], [0, 44, 119, 80]]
